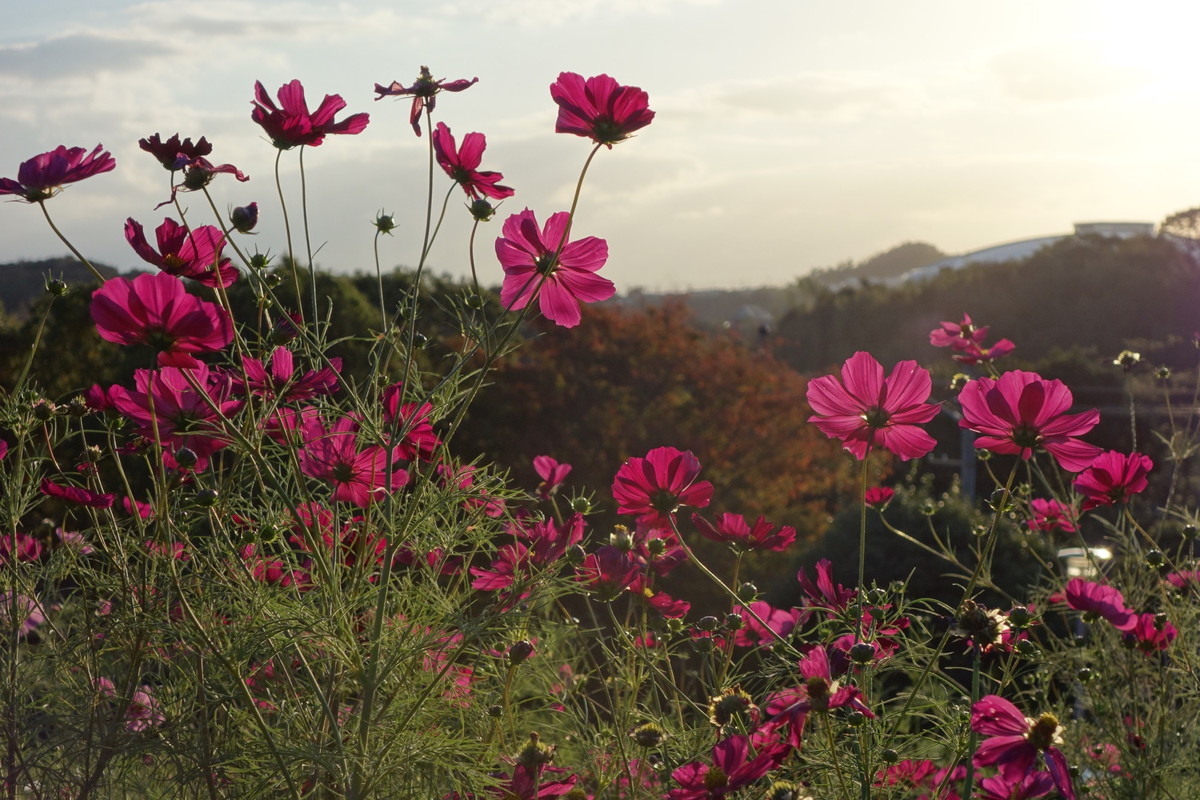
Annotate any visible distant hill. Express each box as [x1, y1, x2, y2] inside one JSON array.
[[0, 257, 121, 319], [806, 241, 947, 287]]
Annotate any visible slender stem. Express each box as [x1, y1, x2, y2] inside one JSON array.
[[273, 148, 303, 321], [961, 646, 982, 800], [856, 452, 870, 642], [36, 201, 104, 283], [300, 145, 318, 322]]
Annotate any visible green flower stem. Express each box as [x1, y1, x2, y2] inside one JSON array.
[[299, 145, 317, 322], [36, 200, 105, 283], [273, 148, 303, 322], [961, 645, 982, 800]]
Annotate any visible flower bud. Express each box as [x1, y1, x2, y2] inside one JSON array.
[[736, 582, 758, 602], [630, 722, 667, 748], [508, 640, 535, 666], [174, 447, 199, 469], [487, 704, 503, 718], [230, 202, 259, 233], [44, 277, 68, 297], [67, 396, 89, 417], [32, 399, 58, 421], [723, 613, 743, 631], [1113, 350, 1141, 372], [1015, 639, 1041, 658], [696, 615, 719, 632], [250, 252, 273, 271], [569, 496, 592, 514], [1184, 525, 1198, 541], [646, 537, 667, 557], [195, 488, 219, 508], [847, 710, 868, 727], [1156, 366, 1171, 382], [1144, 549, 1165, 568], [866, 587, 888, 606], [465, 293, 485, 310], [373, 210, 397, 235], [609, 525, 634, 551], [469, 198, 496, 222], [1008, 606, 1034, 628], [881, 748, 899, 764], [849, 642, 876, 665], [1076, 666, 1095, 682], [565, 544, 586, 567], [666, 618, 684, 634]]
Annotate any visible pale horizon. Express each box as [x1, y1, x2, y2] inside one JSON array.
[[2, 0, 1197, 292]]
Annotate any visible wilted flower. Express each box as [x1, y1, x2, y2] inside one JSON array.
[[374, 66, 478, 136], [138, 133, 212, 171]]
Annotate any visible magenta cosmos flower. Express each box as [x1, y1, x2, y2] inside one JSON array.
[[91, 273, 233, 360], [550, 72, 655, 147], [374, 66, 478, 136], [692, 512, 796, 552], [0, 144, 115, 202], [251, 79, 369, 149], [125, 217, 239, 288], [298, 415, 407, 507], [1073, 450, 1152, 510], [806, 351, 940, 460], [1027, 498, 1076, 533], [667, 734, 785, 799], [495, 208, 614, 328], [233, 346, 340, 402], [957, 371, 1101, 472], [431, 122, 514, 201], [138, 133, 212, 171], [612, 446, 714, 527], [1063, 578, 1137, 631], [971, 695, 1075, 800]]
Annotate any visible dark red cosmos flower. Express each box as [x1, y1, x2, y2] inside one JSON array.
[[612, 446, 714, 528], [864, 486, 895, 509], [91, 272, 233, 361], [495, 208, 614, 328], [550, 72, 655, 147], [692, 512, 795, 552], [957, 371, 1101, 472], [806, 351, 940, 461], [1073, 450, 1153, 510], [431, 122, 514, 201], [138, 133, 212, 171], [39, 478, 114, 509], [971, 695, 1075, 800], [374, 66, 478, 136], [251, 80, 369, 149], [125, 218, 239, 288], [0, 144, 115, 202]]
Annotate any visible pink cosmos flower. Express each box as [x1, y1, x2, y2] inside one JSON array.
[[533, 455, 572, 499], [374, 66, 478, 136], [612, 446, 714, 527], [1063, 578, 1136, 631], [954, 338, 1016, 366], [692, 512, 796, 552], [977, 772, 1055, 800], [930, 313, 989, 350], [957, 371, 1101, 472], [251, 80, 369, 149], [667, 734, 785, 799], [138, 133, 212, 171], [864, 486, 895, 510], [0, 592, 46, 639], [495, 208, 614, 328], [91, 272, 233, 359], [0, 144, 115, 202], [806, 351, 940, 460], [125, 217, 239, 288], [1027, 498, 1077, 533], [971, 694, 1075, 800], [574, 545, 640, 600], [760, 646, 874, 749], [39, 478, 114, 509], [732, 601, 805, 648], [796, 558, 856, 615], [431, 122, 514, 201], [1073, 450, 1152, 510], [550, 72, 655, 147], [381, 382, 441, 461], [298, 415, 407, 506], [233, 347, 340, 402], [1123, 612, 1177, 655], [0, 533, 41, 566], [109, 365, 243, 469]]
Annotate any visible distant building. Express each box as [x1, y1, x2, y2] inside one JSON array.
[[895, 221, 1155, 284]]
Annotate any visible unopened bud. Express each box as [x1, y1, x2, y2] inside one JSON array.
[[469, 198, 496, 222], [849, 642, 875, 665], [195, 488, 219, 508], [508, 640, 535, 666], [1145, 550, 1165, 568], [45, 278, 68, 297], [736, 582, 758, 602], [230, 202, 259, 233], [373, 210, 397, 235]]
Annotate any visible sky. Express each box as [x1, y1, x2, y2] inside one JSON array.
[[2, 0, 1200, 292]]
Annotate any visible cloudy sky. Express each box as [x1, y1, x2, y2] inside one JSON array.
[[2, 0, 1198, 291]]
